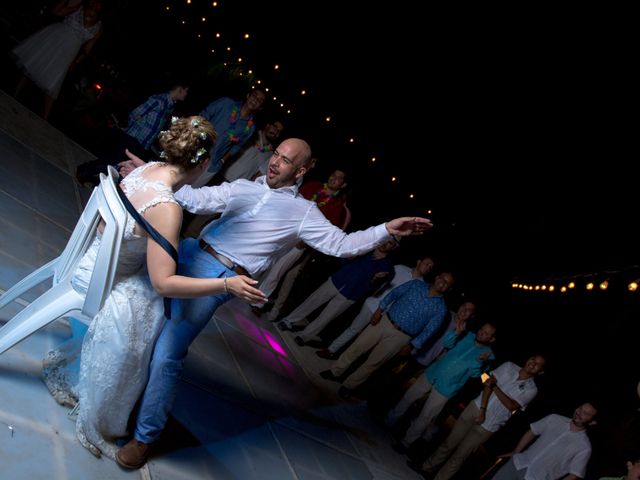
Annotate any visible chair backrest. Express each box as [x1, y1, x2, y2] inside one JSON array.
[[54, 166, 128, 322], [0, 167, 129, 355]]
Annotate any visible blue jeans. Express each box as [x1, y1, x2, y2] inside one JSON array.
[[134, 238, 234, 443]]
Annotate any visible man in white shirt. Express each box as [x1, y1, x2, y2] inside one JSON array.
[[492, 402, 597, 480], [116, 137, 433, 469], [408, 355, 546, 480]]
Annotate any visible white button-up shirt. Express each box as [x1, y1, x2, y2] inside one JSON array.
[[474, 361, 538, 432], [514, 414, 592, 480], [175, 177, 390, 277]]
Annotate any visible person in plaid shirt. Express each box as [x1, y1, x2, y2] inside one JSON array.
[[75, 82, 189, 186]]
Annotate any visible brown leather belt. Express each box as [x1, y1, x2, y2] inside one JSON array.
[[388, 315, 410, 336], [199, 239, 251, 277]]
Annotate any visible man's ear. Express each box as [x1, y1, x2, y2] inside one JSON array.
[[295, 167, 307, 179]]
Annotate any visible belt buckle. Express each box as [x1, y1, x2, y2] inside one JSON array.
[[200, 239, 250, 277]]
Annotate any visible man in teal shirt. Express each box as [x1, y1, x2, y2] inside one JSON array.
[[386, 321, 496, 451]]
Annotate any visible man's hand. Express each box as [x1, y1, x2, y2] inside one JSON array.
[[370, 309, 383, 325], [117, 160, 136, 177], [371, 271, 390, 281], [398, 344, 412, 357], [226, 275, 267, 304], [385, 217, 432, 237], [455, 317, 466, 335], [478, 351, 492, 362], [117, 149, 147, 177]]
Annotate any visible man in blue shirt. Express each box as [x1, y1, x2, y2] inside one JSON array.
[[386, 321, 496, 451], [277, 238, 398, 345], [320, 272, 455, 398]]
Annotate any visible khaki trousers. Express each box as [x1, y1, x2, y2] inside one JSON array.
[[424, 402, 494, 480], [331, 315, 410, 389]]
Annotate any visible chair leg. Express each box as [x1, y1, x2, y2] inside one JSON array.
[[0, 260, 57, 310], [0, 286, 84, 355]]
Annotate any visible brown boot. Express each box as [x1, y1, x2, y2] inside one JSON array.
[[116, 438, 152, 469]]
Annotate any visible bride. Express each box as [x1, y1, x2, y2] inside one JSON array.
[[43, 116, 266, 460]]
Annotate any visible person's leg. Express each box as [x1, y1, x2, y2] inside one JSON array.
[[327, 303, 374, 353], [298, 294, 354, 342], [491, 458, 525, 480], [281, 278, 338, 328], [132, 239, 232, 444], [254, 246, 304, 302], [433, 423, 493, 480], [423, 402, 477, 472], [385, 373, 431, 426], [331, 322, 384, 377], [267, 251, 310, 321], [341, 320, 410, 390], [43, 94, 55, 120], [77, 132, 143, 185], [15, 75, 29, 97], [402, 386, 448, 446]]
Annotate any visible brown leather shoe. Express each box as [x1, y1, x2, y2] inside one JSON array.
[[116, 438, 152, 469]]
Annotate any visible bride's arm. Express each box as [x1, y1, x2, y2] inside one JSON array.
[[143, 202, 265, 303]]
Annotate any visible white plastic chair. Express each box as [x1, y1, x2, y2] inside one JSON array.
[[0, 166, 127, 354]]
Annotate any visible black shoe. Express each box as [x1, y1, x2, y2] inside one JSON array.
[[319, 370, 341, 383], [316, 349, 338, 360], [406, 459, 434, 480], [290, 324, 305, 332], [276, 321, 291, 331], [338, 386, 353, 399], [294, 336, 305, 346]]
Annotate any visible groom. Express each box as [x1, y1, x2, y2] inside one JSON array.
[[116, 137, 433, 468]]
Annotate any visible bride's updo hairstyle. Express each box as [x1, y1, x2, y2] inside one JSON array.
[[158, 115, 217, 170]]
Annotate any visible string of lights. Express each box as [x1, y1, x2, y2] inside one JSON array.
[[160, 1, 429, 215], [511, 265, 640, 293]]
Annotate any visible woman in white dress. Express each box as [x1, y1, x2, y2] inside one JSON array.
[[11, 0, 104, 120], [45, 116, 266, 460]]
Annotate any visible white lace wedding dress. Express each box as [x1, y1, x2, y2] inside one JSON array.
[[43, 162, 176, 460]]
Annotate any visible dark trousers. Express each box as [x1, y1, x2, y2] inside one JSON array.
[[76, 130, 150, 186]]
